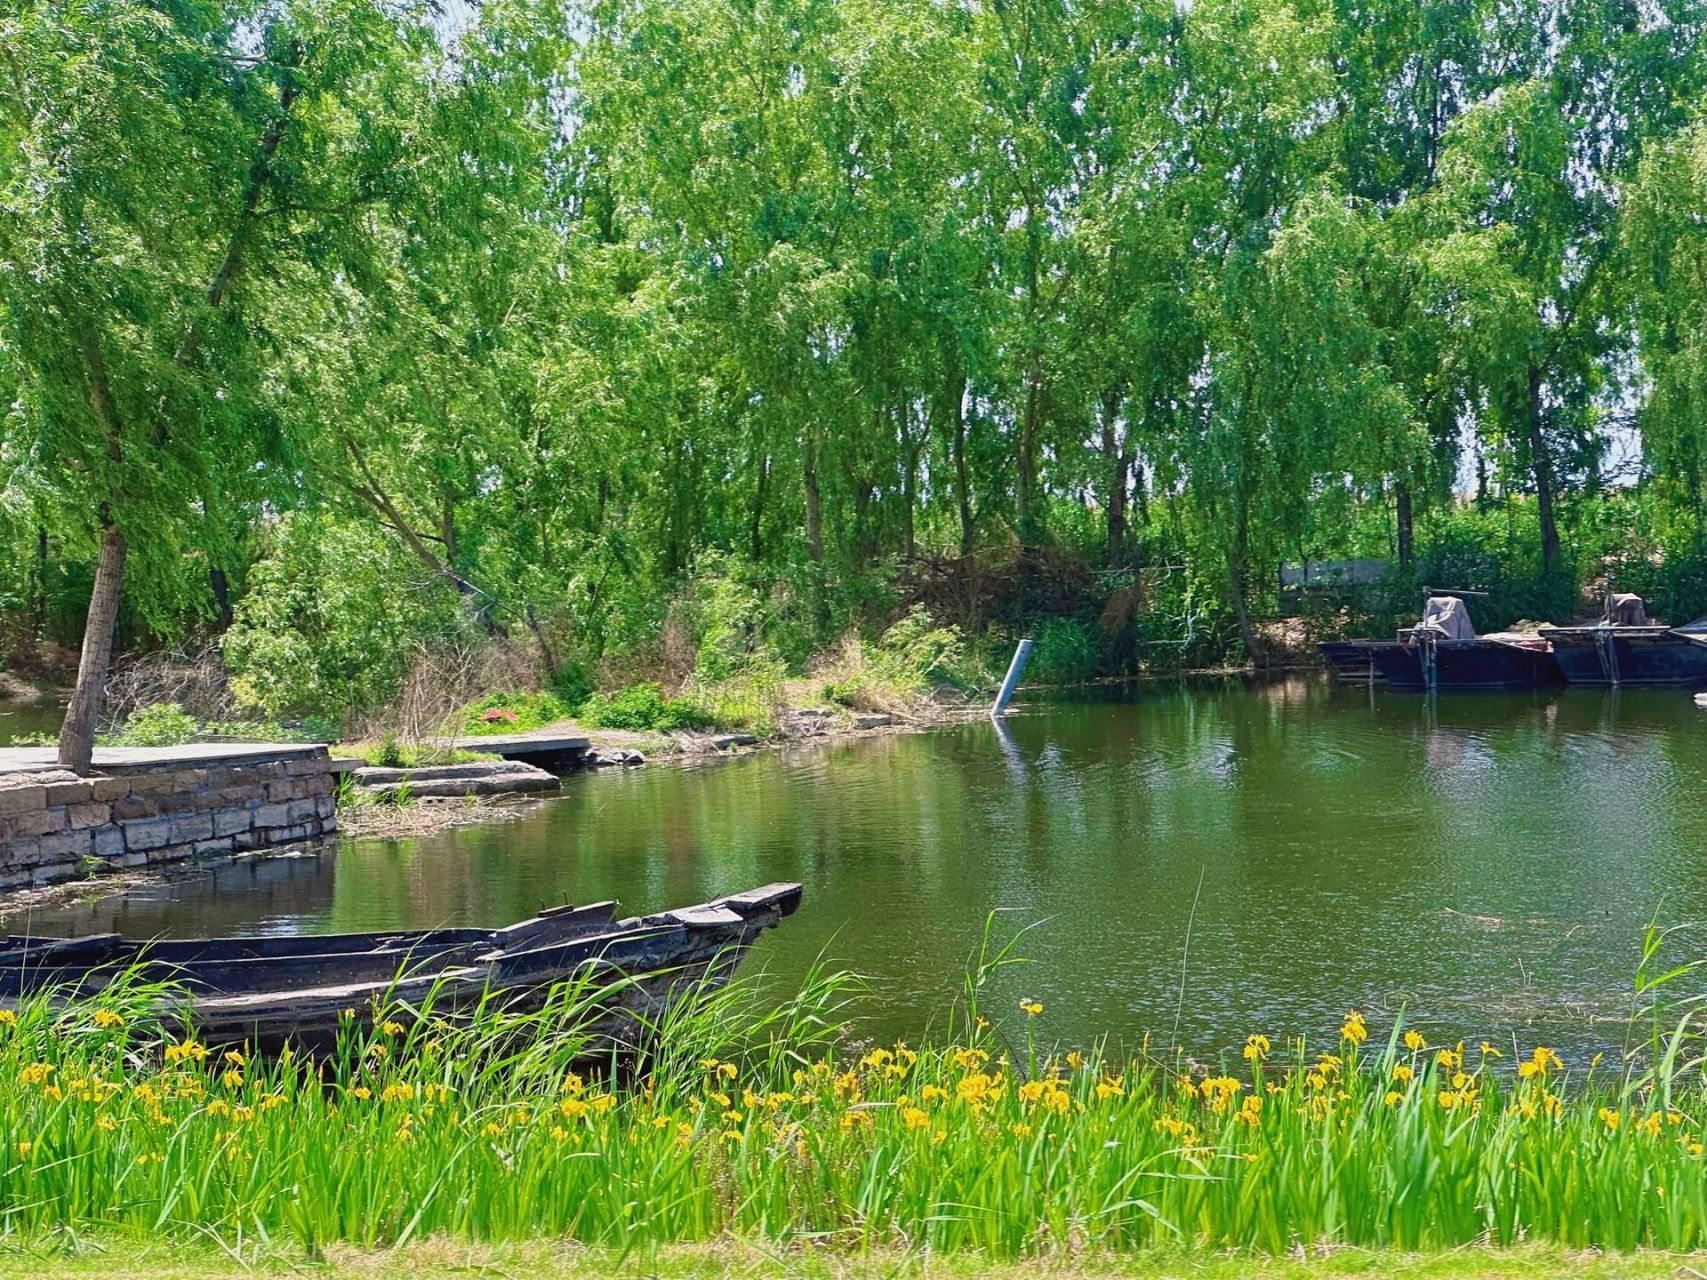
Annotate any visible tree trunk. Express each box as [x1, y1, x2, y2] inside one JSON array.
[[58, 524, 126, 775], [1100, 388, 1128, 564], [1228, 492, 1259, 666], [850, 472, 875, 569], [661, 436, 683, 576], [1018, 374, 1041, 547], [750, 449, 769, 562], [210, 566, 233, 630], [440, 494, 458, 568], [32, 525, 47, 641], [1527, 366, 1560, 572], [526, 604, 559, 680], [949, 372, 972, 556], [803, 438, 824, 564], [901, 444, 918, 558], [341, 439, 492, 613], [176, 73, 301, 368], [1395, 481, 1414, 568], [1227, 556, 1260, 669], [1018, 211, 1044, 549], [893, 394, 920, 558]]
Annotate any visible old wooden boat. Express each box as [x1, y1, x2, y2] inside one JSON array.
[[1321, 595, 1563, 693], [1538, 595, 1707, 687], [0, 882, 802, 1054]]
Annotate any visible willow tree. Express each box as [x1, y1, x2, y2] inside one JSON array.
[[0, 0, 441, 771], [1160, 0, 1342, 657], [1054, 0, 1200, 565], [1626, 118, 1707, 523], [276, 0, 572, 628], [1426, 2, 1703, 582]]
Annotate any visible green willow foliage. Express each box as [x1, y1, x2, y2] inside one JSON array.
[[4, 0, 1707, 713]]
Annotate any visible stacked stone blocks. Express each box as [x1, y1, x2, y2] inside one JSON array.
[[0, 749, 354, 891]]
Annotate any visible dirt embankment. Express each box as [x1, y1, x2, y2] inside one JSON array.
[[0, 671, 46, 702]]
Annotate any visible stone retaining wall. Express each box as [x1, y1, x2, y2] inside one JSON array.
[[0, 748, 356, 891]]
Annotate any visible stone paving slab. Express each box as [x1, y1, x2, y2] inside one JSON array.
[[438, 732, 591, 773], [352, 759, 561, 798], [442, 732, 591, 753], [0, 742, 351, 777]]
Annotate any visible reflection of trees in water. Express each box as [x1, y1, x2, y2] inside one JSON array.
[[0, 698, 69, 746], [27, 850, 336, 938], [21, 683, 1707, 1065], [1256, 675, 1314, 707]]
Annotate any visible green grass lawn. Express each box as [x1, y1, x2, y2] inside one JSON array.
[[0, 1241, 1701, 1280]]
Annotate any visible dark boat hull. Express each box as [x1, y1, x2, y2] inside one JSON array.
[[1537, 627, 1707, 687], [1372, 639, 1563, 692], [1318, 641, 1386, 683], [0, 883, 803, 1056]]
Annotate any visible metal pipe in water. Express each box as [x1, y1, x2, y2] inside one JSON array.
[[991, 637, 1033, 718]]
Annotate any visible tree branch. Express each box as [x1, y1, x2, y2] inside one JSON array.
[[175, 56, 303, 367]]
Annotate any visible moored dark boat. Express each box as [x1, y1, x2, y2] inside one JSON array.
[[1319, 640, 1387, 684], [0, 882, 802, 1054], [1373, 632, 1560, 691], [1321, 595, 1563, 693], [1538, 595, 1707, 687]]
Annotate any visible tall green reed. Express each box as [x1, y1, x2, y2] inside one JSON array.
[[1, 923, 1706, 1257]]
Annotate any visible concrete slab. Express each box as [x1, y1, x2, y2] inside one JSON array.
[[445, 732, 591, 752], [351, 759, 561, 798], [441, 732, 591, 773], [0, 742, 350, 777]]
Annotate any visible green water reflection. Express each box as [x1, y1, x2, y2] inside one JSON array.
[[23, 677, 1707, 1060], [0, 696, 64, 745]]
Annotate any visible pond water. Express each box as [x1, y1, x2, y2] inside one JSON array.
[[0, 695, 65, 746], [19, 677, 1707, 1063]]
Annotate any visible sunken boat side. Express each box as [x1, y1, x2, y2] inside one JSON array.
[[1367, 641, 1425, 688], [1379, 637, 1562, 692], [1537, 626, 1621, 685], [0, 883, 803, 1055]]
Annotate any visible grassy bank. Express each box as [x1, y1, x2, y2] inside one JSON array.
[[4, 967, 1707, 1264], [0, 1240, 1701, 1279]]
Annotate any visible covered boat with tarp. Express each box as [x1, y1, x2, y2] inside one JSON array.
[[1320, 594, 1563, 692], [1538, 595, 1707, 686]]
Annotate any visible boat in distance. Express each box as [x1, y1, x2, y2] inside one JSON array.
[[0, 882, 802, 1054], [1537, 594, 1707, 687], [1320, 594, 1563, 692]]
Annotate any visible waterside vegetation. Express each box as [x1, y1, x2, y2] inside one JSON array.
[[4, 930, 1707, 1264], [9, 0, 1707, 763], [4, 1241, 1705, 1280]]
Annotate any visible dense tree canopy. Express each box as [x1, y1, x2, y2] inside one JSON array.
[[4, 0, 1707, 740]]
